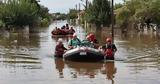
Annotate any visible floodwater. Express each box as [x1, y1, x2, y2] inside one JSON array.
[[0, 20, 160, 84]]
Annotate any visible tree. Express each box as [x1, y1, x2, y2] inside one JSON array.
[[0, 0, 39, 26], [84, 0, 111, 28], [114, 3, 123, 10], [0, 0, 51, 27], [68, 9, 78, 19], [52, 13, 67, 20], [115, 6, 132, 25], [115, 0, 160, 26], [38, 5, 50, 19]]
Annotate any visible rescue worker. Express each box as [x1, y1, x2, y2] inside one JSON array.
[[101, 38, 117, 60], [65, 24, 69, 29], [68, 33, 81, 49], [69, 27, 75, 34], [86, 33, 99, 49], [80, 35, 93, 47], [55, 38, 67, 57]]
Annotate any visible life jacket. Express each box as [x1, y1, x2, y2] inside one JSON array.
[[52, 30, 57, 35], [70, 38, 81, 46], [105, 49, 113, 57], [104, 44, 114, 57], [55, 44, 66, 57]]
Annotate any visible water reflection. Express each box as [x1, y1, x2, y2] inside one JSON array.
[[65, 61, 103, 78], [0, 20, 160, 84], [0, 27, 41, 70], [101, 62, 116, 84], [0, 29, 40, 48], [54, 58, 64, 78], [54, 58, 117, 80]]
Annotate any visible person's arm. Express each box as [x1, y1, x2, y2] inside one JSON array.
[[68, 40, 73, 49], [73, 29, 75, 33], [62, 45, 67, 50], [102, 45, 106, 51], [55, 45, 59, 51], [77, 38, 81, 46], [100, 45, 106, 55], [113, 44, 117, 52]]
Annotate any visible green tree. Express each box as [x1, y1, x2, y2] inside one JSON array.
[[116, 0, 160, 26], [114, 3, 123, 10], [68, 9, 78, 19], [85, 0, 111, 28], [0, 0, 51, 27], [115, 6, 132, 25], [52, 13, 67, 20], [0, 0, 39, 26]]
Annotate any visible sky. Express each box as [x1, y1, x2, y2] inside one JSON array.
[[39, 0, 123, 13]]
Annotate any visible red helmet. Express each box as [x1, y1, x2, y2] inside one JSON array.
[[89, 33, 95, 41], [86, 35, 90, 40], [106, 38, 112, 42]]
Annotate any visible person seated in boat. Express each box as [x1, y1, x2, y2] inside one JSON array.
[[55, 38, 67, 57], [81, 36, 93, 47], [52, 27, 57, 30], [57, 28, 63, 34], [52, 27, 62, 35], [55, 27, 58, 30], [59, 25, 67, 35], [86, 33, 99, 49], [64, 24, 70, 33], [68, 27, 75, 34], [100, 38, 117, 60], [68, 33, 81, 49], [65, 24, 69, 30], [61, 25, 65, 29]]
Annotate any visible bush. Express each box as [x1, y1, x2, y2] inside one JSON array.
[[0, 20, 4, 27], [115, 0, 160, 26], [0, 0, 51, 27], [40, 18, 49, 27]]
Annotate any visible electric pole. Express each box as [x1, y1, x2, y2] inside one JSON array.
[[111, 0, 114, 43]]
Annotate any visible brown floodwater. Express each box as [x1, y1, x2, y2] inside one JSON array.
[[0, 20, 160, 84]]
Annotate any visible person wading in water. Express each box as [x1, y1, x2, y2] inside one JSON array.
[[100, 38, 117, 60]]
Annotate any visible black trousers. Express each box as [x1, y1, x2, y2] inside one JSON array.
[[105, 56, 114, 60]]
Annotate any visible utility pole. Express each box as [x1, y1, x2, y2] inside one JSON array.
[[79, 3, 81, 13], [85, 0, 88, 9], [111, 0, 114, 43], [78, 3, 81, 23], [75, 4, 77, 11], [75, 4, 78, 25]]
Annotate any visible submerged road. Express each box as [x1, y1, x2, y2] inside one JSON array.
[[0, 20, 160, 84]]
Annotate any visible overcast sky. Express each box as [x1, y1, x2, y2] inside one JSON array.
[[39, 0, 123, 13]]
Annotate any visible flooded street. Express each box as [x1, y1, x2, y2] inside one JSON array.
[[0, 20, 160, 84]]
